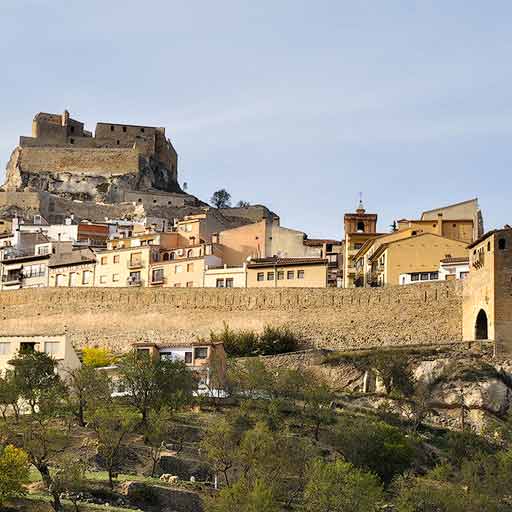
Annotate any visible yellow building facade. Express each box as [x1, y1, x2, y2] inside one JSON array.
[[246, 258, 328, 288]]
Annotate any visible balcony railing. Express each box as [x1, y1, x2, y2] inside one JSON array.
[[127, 278, 143, 287], [150, 276, 165, 285], [127, 260, 143, 269]]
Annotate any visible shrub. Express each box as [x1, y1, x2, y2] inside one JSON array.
[[303, 458, 383, 512], [82, 347, 115, 368], [210, 324, 259, 357], [0, 445, 30, 505], [210, 323, 299, 357], [335, 416, 416, 485], [258, 325, 298, 355]]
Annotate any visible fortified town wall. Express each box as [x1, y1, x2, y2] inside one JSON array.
[[0, 281, 463, 352], [16, 146, 140, 175]]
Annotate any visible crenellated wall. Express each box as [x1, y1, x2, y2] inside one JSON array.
[[0, 281, 463, 352]]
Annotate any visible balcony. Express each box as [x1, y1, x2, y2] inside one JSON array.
[[150, 277, 165, 285], [2, 274, 22, 286], [127, 277, 143, 287], [127, 260, 143, 270]]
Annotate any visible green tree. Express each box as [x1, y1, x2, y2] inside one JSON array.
[[117, 350, 195, 424], [302, 378, 336, 441], [6, 415, 71, 511], [0, 370, 20, 421], [207, 477, 280, 512], [211, 189, 232, 208], [89, 404, 139, 489], [335, 416, 416, 484], [0, 444, 30, 506], [9, 350, 63, 414], [201, 417, 241, 485], [66, 365, 112, 427], [393, 475, 501, 512], [51, 456, 87, 512], [145, 407, 174, 477], [302, 458, 383, 512]]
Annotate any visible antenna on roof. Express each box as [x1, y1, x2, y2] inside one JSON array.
[[356, 192, 365, 213]]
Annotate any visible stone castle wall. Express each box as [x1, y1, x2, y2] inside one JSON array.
[[18, 146, 140, 175], [0, 281, 463, 352]]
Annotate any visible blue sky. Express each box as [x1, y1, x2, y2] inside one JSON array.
[[0, 1, 510, 238]]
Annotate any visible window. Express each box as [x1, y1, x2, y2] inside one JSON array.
[[130, 253, 142, 267], [70, 138, 74, 144], [356, 221, 365, 232], [110, 125, 114, 131], [194, 347, 208, 359], [277, 271, 285, 280], [411, 231, 417, 236], [487, 241, 491, 252], [70, 273, 79, 287], [185, 352, 192, 364], [113, 255, 120, 264], [411, 273, 420, 282], [122, 126, 127, 132], [420, 272, 429, 281], [173, 283, 182, 287], [141, 128, 145, 133], [186, 281, 193, 287], [70, 126, 75, 133], [287, 271, 294, 280], [44, 341, 60, 355], [499, 238, 507, 250], [257, 272, 264, 281], [267, 272, 275, 281], [429, 272, 439, 280], [297, 270, 305, 279], [82, 271, 91, 285], [187, 263, 194, 272], [354, 243, 363, 250], [152, 268, 164, 283], [216, 279, 225, 288], [99, 275, 107, 284], [116, 140, 120, 145], [129, 271, 141, 282], [101, 256, 107, 265], [460, 271, 469, 280], [0, 342, 10, 355], [226, 278, 234, 288], [112, 273, 120, 282], [175, 265, 183, 274]]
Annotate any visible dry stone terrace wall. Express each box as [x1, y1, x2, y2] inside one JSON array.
[[0, 281, 463, 352]]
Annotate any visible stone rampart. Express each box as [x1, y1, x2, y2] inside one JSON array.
[[19, 146, 140, 175], [0, 281, 463, 352]]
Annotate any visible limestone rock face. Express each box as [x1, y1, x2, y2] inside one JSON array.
[[4, 146, 183, 203]]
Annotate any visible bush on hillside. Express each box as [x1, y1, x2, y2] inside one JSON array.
[[210, 323, 299, 357], [82, 347, 115, 368]]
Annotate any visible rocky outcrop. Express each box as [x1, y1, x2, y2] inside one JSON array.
[[4, 146, 185, 203]]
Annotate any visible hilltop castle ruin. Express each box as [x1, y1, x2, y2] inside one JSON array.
[[3, 111, 185, 203]]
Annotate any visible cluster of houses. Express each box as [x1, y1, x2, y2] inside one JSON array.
[[0, 197, 485, 291]]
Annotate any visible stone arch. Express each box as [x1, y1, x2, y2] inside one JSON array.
[[356, 221, 365, 232], [475, 309, 489, 340], [163, 252, 169, 261]]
